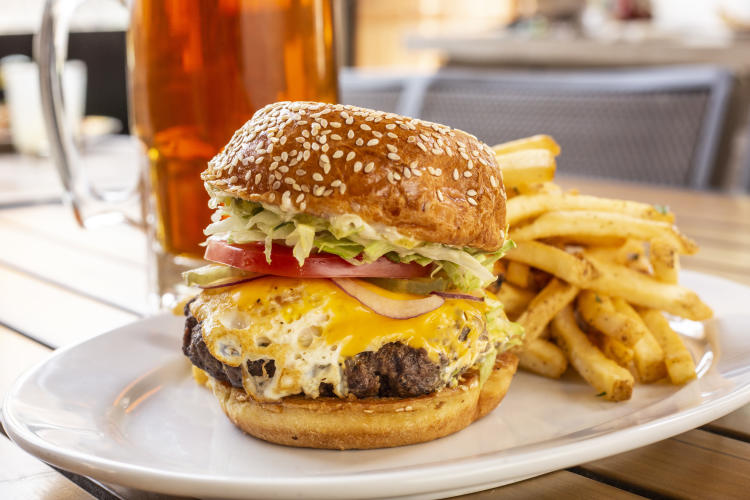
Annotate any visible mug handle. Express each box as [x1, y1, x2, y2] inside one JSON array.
[[38, 0, 140, 228]]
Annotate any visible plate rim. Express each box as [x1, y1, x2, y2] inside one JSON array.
[[4, 270, 750, 499]]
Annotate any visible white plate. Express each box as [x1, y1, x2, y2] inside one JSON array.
[[4, 270, 750, 500]]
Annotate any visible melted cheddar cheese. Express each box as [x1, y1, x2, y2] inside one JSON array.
[[190, 277, 493, 401]]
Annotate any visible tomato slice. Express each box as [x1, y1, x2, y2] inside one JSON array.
[[204, 240, 429, 278]]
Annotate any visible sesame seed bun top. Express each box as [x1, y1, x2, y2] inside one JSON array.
[[201, 101, 507, 251]]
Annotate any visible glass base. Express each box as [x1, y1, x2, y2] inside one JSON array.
[[148, 248, 206, 312]]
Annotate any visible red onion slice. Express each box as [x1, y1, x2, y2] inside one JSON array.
[[198, 274, 267, 289], [431, 291, 484, 302], [331, 278, 445, 319]]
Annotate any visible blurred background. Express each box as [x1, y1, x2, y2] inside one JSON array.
[[2, 0, 750, 192]]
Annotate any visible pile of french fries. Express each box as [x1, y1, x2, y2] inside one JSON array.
[[490, 135, 713, 401]]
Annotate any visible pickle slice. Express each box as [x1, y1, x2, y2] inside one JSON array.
[[183, 264, 255, 287], [363, 277, 449, 295]]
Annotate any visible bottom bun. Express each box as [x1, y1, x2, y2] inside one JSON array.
[[199, 352, 518, 450]]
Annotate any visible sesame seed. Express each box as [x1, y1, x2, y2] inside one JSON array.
[[372, 131, 383, 138], [416, 142, 428, 152], [387, 132, 398, 139], [312, 172, 324, 181], [393, 172, 401, 181], [281, 152, 289, 161], [386, 144, 398, 153], [387, 152, 400, 161], [339, 184, 346, 194], [318, 135, 327, 144], [313, 185, 325, 196], [296, 137, 305, 143], [432, 148, 443, 155], [301, 185, 310, 193], [303, 150, 310, 161], [464, 170, 472, 178], [467, 189, 477, 196], [387, 171, 395, 184], [267, 144, 274, 154], [437, 190, 444, 202], [295, 193, 304, 203], [274, 171, 283, 181], [472, 150, 479, 157], [296, 169, 306, 176], [355, 138, 364, 146], [268, 193, 276, 201], [467, 159, 474, 169], [272, 181, 281, 190], [321, 144, 329, 152], [353, 161, 363, 173], [284, 177, 294, 185], [490, 175, 498, 188], [385, 123, 396, 130], [346, 151, 355, 162], [323, 189, 333, 196], [303, 142, 311, 150], [364, 162, 375, 173], [320, 118, 328, 128], [254, 173, 262, 185], [468, 197, 477, 206], [403, 167, 411, 178], [347, 130, 355, 139], [330, 121, 341, 128], [332, 150, 344, 159], [293, 183, 301, 191], [302, 130, 310, 138], [360, 124, 371, 131], [346, 117, 354, 125], [412, 168, 422, 177], [281, 190, 291, 207], [279, 136, 287, 145], [253, 157, 263, 165], [419, 133, 430, 142], [311, 143, 320, 151], [331, 134, 342, 141], [460, 151, 469, 161], [279, 165, 289, 173], [300, 201, 307, 210]]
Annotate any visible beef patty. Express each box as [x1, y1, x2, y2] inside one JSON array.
[[182, 306, 442, 398]]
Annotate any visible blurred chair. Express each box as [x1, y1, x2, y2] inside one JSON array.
[[340, 66, 732, 189]]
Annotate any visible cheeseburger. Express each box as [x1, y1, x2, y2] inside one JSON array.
[[182, 101, 521, 449]]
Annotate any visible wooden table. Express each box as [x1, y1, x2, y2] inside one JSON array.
[[1, 149, 750, 499]]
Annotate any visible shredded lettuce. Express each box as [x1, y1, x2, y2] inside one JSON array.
[[204, 196, 514, 290], [485, 295, 525, 351]]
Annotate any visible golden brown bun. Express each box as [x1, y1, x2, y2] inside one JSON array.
[[200, 352, 518, 450], [202, 102, 507, 252]]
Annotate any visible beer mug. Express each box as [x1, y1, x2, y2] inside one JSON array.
[[39, 0, 338, 309]]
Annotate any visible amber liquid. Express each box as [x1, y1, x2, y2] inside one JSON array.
[[129, 0, 338, 258]]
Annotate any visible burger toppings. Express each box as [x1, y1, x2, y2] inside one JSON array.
[[185, 277, 522, 402], [203, 196, 514, 291], [331, 277, 445, 319]]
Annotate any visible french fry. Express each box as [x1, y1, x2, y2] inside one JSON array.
[[506, 192, 674, 226], [576, 290, 644, 347], [583, 254, 713, 321], [638, 308, 696, 384], [495, 282, 536, 320], [518, 338, 568, 379], [551, 304, 634, 401], [650, 237, 680, 284], [495, 149, 557, 188], [510, 211, 698, 255], [611, 299, 667, 383], [506, 261, 533, 289], [504, 241, 598, 286], [590, 331, 635, 368], [492, 134, 561, 156], [585, 239, 651, 274], [512, 182, 563, 196], [517, 279, 580, 342]]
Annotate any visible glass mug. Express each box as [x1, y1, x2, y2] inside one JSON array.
[[39, 0, 338, 310]]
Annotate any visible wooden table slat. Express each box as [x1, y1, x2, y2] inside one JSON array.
[[453, 470, 646, 499], [0, 264, 138, 348], [0, 325, 51, 399], [0, 434, 95, 500], [581, 429, 750, 499]]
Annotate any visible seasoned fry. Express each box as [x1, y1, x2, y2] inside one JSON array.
[[586, 239, 650, 274], [576, 291, 644, 347], [650, 237, 680, 284], [492, 134, 561, 156], [512, 182, 563, 196], [638, 308, 696, 384], [551, 304, 634, 401], [510, 210, 698, 255], [611, 299, 667, 383], [495, 149, 556, 187], [590, 331, 634, 368], [505, 261, 533, 289], [504, 241, 598, 286], [517, 279, 579, 342], [518, 338, 568, 379], [506, 192, 674, 226], [494, 282, 536, 320], [584, 254, 713, 321]]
